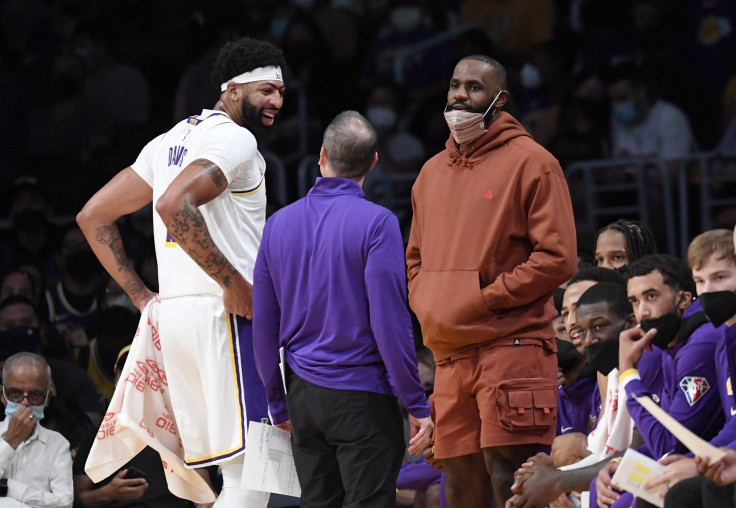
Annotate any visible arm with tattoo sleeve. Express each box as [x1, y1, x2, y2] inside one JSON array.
[[77, 168, 155, 310], [156, 159, 253, 317]]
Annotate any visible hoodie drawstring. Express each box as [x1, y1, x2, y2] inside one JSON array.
[[448, 147, 473, 168]]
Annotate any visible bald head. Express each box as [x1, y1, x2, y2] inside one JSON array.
[[322, 111, 378, 179]]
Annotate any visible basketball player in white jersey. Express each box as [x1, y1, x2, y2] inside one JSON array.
[[76, 37, 286, 507]]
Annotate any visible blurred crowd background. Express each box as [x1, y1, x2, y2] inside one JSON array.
[[0, 2, 734, 504], [1, 0, 734, 224]]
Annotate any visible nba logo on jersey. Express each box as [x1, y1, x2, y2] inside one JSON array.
[[680, 376, 710, 406]]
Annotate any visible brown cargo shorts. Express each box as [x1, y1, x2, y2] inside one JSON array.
[[431, 338, 558, 459]]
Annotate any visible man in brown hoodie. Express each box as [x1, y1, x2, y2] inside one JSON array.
[[407, 55, 577, 507]]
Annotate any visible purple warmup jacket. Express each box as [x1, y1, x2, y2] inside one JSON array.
[[252, 177, 431, 425], [622, 300, 724, 458], [557, 375, 600, 436], [707, 322, 736, 448]]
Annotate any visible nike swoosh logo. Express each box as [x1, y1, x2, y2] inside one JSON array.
[[561, 426, 573, 432], [731, 407, 736, 416]]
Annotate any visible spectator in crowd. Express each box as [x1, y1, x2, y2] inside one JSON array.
[[253, 111, 432, 507], [0, 177, 59, 281], [364, 81, 426, 175], [0, 352, 73, 507], [73, 306, 139, 401], [594, 219, 658, 271], [361, 81, 425, 225], [548, 69, 610, 169], [674, 0, 736, 150], [607, 61, 696, 178], [407, 54, 577, 507], [517, 41, 576, 149], [73, 21, 151, 131], [0, 295, 105, 429], [0, 269, 35, 305], [360, 0, 451, 98], [25, 52, 104, 180], [45, 225, 104, 358]]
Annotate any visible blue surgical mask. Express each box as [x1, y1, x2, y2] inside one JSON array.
[[612, 102, 638, 125], [5, 400, 45, 421]]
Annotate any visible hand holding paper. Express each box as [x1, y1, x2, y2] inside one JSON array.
[[610, 448, 666, 508]]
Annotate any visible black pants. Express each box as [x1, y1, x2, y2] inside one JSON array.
[[634, 475, 736, 508], [285, 371, 405, 508]]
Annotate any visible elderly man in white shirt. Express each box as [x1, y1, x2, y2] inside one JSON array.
[[0, 352, 72, 507]]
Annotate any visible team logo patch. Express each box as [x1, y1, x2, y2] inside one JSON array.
[[680, 376, 710, 406]]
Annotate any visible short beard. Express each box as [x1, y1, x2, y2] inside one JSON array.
[[241, 100, 277, 142]]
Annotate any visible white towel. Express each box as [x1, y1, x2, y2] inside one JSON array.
[[586, 368, 634, 459], [84, 297, 216, 504]]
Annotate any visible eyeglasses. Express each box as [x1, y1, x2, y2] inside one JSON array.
[[2, 386, 48, 406]]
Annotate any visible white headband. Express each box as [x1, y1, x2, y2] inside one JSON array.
[[220, 65, 283, 92]]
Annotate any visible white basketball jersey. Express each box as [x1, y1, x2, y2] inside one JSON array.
[[131, 110, 266, 298]]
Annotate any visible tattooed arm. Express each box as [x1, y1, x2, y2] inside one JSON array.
[[155, 158, 254, 318], [77, 168, 155, 310]]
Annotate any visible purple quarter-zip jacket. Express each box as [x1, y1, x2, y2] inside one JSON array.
[[253, 177, 430, 425]]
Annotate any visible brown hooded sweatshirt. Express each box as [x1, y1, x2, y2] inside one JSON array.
[[407, 112, 577, 361]]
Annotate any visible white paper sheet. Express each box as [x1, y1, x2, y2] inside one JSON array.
[[580, 491, 590, 508], [611, 448, 666, 508], [635, 395, 727, 463], [242, 422, 301, 497]]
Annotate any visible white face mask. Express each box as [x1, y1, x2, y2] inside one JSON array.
[[520, 63, 541, 89], [443, 90, 503, 145]]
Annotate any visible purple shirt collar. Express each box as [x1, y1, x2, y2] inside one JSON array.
[[308, 177, 366, 198]]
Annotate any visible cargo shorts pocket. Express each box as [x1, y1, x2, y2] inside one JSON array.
[[496, 378, 557, 431]]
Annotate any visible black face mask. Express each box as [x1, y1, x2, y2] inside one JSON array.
[[700, 291, 736, 327], [0, 326, 42, 357], [577, 360, 598, 380], [12, 210, 46, 233], [64, 251, 100, 280], [586, 339, 619, 376], [556, 339, 582, 373], [615, 264, 630, 276], [639, 312, 681, 349]]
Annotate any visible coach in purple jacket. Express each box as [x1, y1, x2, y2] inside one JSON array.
[[252, 111, 432, 507]]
